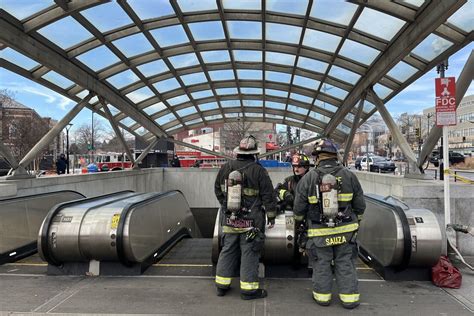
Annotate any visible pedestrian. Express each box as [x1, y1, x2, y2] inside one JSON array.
[[293, 138, 366, 309], [171, 154, 181, 167], [56, 153, 68, 175], [214, 135, 277, 300]]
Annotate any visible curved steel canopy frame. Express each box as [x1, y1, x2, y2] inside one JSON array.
[[0, 0, 472, 148]]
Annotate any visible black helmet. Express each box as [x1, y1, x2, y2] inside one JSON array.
[[291, 154, 311, 167], [234, 135, 259, 155], [312, 138, 338, 156]]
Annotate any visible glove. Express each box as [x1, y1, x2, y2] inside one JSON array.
[[284, 192, 294, 205]]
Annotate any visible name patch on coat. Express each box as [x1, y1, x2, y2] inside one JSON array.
[[325, 235, 347, 246], [226, 218, 253, 228]]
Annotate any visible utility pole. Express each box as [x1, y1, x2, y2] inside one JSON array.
[[91, 111, 94, 163], [436, 59, 450, 232], [366, 132, 370, 172], [66, 123, 73, 174]]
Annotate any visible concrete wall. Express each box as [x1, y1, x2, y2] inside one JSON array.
[[356, 171, 474, 256], [2, 167, 472, 255], [1, 169, 164, 198]]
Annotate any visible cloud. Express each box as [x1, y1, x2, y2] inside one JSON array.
[[3, 80, 73, 110]]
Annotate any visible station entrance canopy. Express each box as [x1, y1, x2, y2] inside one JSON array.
[[0, 0, 472, 157]]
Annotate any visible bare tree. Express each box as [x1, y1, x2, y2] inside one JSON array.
[[71, 116, 110, 153], [0, 89, 16, 105], [221, 120, 253, 152]]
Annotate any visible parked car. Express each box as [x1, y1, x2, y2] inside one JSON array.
[[430, 151, 465, 167], [360, 156, 396, 173]]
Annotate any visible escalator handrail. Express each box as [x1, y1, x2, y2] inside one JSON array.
[[116, 190, 190, 266], [0, 190, 86, 265], [363, 194, 412, 270], [0, 190, 85, 203]]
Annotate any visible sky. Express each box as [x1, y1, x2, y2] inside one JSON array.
[[0, 0, 472, 137], [2, 43, 472, 137]]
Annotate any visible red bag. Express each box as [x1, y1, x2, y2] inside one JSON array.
[[432, 255, 462, 289]]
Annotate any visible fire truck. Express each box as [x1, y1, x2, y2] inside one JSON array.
[[95, 153, 133, 171], [176, 151, 227, 168], [77, 153, 133, 172]]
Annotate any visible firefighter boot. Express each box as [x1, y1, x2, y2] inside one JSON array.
[[241, 289, 268, 300], [216, 287, 229, 297], [342, 302, 360, 309]]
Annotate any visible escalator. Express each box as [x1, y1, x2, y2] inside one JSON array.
[[38, 190, 201, 275], [0, 190, 85, 264]]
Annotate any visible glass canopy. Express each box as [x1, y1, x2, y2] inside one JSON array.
[[0, 0, 471, 143]]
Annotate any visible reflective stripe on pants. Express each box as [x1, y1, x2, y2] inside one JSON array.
[[339, 293, 360, 303], [313, 292, 332, 303], [308, 240, 359, 301], [240, 281, 259, 290], [215, 275, 232, 287], [215, 233, 260, 294]]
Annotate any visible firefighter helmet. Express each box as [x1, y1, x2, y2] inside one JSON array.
[[233, 135, 260, 155], [312, 138, 338, 156], [291, 154, 311, 167]]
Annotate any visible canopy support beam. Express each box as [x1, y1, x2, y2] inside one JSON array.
[[368, 88, 423, 177], [344, 98, 365, 165], [99, 98, 136, 166], [7, 93, 93, 179]]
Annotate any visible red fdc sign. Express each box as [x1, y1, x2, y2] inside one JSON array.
[[435, 77, 456, 127]]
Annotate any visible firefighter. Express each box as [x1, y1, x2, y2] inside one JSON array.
[[214, 135, 277, 300], [275, 153, 312, 212], [293, 138, 366, 309]]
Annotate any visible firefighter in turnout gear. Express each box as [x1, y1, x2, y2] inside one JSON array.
[[275, 153, 312, 212], [214, 135, 277, 300], [293, 138, 366, 309]]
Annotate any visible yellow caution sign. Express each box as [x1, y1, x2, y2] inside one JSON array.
[[111, 213, 121, 229]]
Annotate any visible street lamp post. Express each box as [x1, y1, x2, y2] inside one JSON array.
[[65, 123, 73, 174]]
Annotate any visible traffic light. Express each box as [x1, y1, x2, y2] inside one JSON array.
[[415, 127, 420, 138]]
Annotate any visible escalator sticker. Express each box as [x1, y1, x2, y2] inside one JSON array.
[[111, 214, 120, 229]]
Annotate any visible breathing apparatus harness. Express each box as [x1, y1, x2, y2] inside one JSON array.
[[314, 166, 352, 228], [224, 161, 256, 221]]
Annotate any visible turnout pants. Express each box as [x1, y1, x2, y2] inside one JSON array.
[[307, 239, 360, 306], [215, 232, 263, 294]]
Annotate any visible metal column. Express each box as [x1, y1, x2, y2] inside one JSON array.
[[343, 98, 365, 165], [8, 93, 93, 179], [368, 88, 421, 176], [99, 98, 136, 165], [417, 50, 474, 168], [134, 137, 159, 168]]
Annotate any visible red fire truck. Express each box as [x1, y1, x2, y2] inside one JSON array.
[[176, 151, 227, 168], [95, 153, 133, 171], [77, 153, 133, 172]]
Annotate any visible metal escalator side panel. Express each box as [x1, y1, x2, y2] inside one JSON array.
[[211, 208, 223, 264], [0, 190, 85, 264], [38, 191, 135, 265], [262, 211, 296, 264], [405, 209, 443, 267], [211, 209, 296, 265], [358, 195, 410, 268], [118, 191, 200, 265], [78, 193, 153, 262]]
